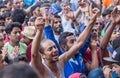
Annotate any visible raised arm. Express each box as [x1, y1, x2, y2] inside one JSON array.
[[31, 17, 45, 75], [85, 39, 99, 71], [100, 7, 120, 65], [59, 8, 100, 67]]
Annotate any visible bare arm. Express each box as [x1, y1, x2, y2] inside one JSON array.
[[100, 8, 120, 65], [31, 17, 45, 75], [59, 8, 100, 67], [85, 39, 99, 71]]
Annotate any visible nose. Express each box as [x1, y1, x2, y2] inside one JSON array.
[[17, 32, 20, 36]]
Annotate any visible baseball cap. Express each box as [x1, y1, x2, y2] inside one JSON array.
[[103, 48, 120, 63], [69, 73, 87, 78]]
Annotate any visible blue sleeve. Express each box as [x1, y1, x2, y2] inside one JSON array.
[[44, 25, 63, 55], [78, 23, 91, 56]]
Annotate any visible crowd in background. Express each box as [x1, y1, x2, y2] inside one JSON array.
[[0, 0, 120, 78]]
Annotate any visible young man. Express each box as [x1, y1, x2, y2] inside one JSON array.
[[4, 22, 27, 63], [31, 8, 100, 78]]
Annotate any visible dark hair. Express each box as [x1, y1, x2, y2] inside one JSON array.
[[59, 32, 74, 47], [2, 11, 11, 19], [3, 0, 13, 4], [1, 63, 39, 78], [54, 14, 61, 18], [0, 15, 5, 21], [0, 4, 7, 9], [11, 9, 26, 24], [5, 22, 22, 34], [112, 37, 120, 50], [13, 55, 28, 63], [30, 1, 43, 16], [41, 1, 50, 7]]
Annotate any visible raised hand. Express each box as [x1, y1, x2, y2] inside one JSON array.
[[111, 7, 120, 24], [90, 8, 100, 22], [35, 16, 45, 31], [78, 2, 89, 12]]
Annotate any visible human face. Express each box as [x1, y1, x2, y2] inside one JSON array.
[[9, 27, 21, 43], [19, 0, 24, 8], [95, 18, 104, 33], [13, 0, 21, 9], [66, 35, 76, 51], [22, 36, 32, 45], [91, 26, 98, 38], [34, 7, 41, 17], [6, 1, 12, 11], [0, 20, 6, 38], [5, 17, 12, 26], [53, 18, 62, 35], [42, 40, 59, 63], [0, 34, 4, 50]]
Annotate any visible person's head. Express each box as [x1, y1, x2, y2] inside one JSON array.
[[21, 26, 36, 45], [30, 5, 41, 17], [4, 0, 13, 11], [1, 63, 39, 78], [13, 55, 28, 64], [112, 37, 120, 50], [0, 33, 4, 50], [110, 27, 120, 42], [113, 0, 120, 5], [27, 17, 36, 26], [59, 32, 75, 52], [2, 11, 12, 26], [91, 26, 99, 38], [69, 73, 87, 78], [0, 15, 6, 38], [5, 22, 22, 44], [12, 0, 21, 9], [19, 0, 24, 9], [88, 67, 105, 78], [40, 39, 59, 63], [95, 17, 104, 34], [12, 8, 26, 24], [0, 4, 7, 15], [52, 15, 62, 35]]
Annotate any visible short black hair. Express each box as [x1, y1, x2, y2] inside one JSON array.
[[0, 15, 5, 21], [13, 55, 28, 63], [2, 11, 11, 19], [11, 9, 26, 24], [30, 2, 42, 15], [54, 14, 61, 18], [5, 22, 22, 34], [3, 0, 13, 4], [1, 63, 39, 78], [59, 32, 74, 47]]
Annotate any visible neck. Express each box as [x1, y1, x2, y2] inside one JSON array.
[[9, 41, 19, 47]]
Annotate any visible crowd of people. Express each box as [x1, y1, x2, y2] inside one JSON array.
[[0, 0, 120, 78]]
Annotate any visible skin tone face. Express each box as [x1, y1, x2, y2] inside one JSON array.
[[53, 18, 62, 35], [9, 27, 21, 45], [13, 0, 21, 9], [95, 18, 103, 34], [0, 33, 4, 50], [41, 40, 59, 63], [65, 35, 76, 51], [91, 26, 98, 38]]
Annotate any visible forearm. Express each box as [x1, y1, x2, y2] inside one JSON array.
[[77, 19, 95, 45], [91, 50, 99, 69], [31, 28, 43, 57], [101, 22, 116, 50], [74, 7, 81, 18]]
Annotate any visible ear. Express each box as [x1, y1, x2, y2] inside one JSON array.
[[41, 54, 45, 59], [61, 44, 67, 51]]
